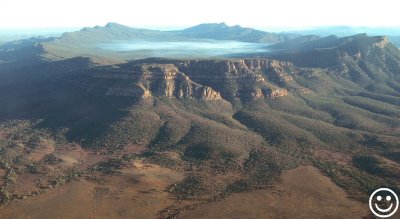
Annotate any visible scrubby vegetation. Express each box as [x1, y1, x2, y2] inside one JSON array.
[[224, 149, 290, 193], [141, 151, 178, 168], [312, 157, 400, 201], [0, 121, 63, 204], [244, 150, 282, 180], [169, 174, 206, 200], [353, 155, 400, 179]]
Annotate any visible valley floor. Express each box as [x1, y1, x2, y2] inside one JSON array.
[[179, 166, 369, 219], [0, 165, 369, 219], [0, 159, 183, 219]]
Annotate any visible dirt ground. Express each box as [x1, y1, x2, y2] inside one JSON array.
[[179, 166, 370, 219], [0, 164, 373, 219], [0, 160, 183, 219], [0, 168, 6, 187]]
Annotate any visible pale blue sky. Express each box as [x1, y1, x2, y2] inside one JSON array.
[[0, 0, 399, 29]]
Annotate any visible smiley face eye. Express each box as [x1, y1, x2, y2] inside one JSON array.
[[377, 196, 382, 201], [386, 196, 392, 201]]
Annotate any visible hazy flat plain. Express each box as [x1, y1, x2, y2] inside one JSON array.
[[98, 40, 270, 58]]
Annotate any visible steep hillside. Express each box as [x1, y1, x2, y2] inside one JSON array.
[[0, 37, 52, 68], [272, 34, 400, 95]]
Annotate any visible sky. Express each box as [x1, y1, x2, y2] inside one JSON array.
[[0, 0, 399, 30]]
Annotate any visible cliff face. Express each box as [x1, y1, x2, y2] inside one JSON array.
[[372, 36, 389, 49], [147, 64, 222, 100], [78, 58, 295, 102], [177, 59, 292, 101], [89, 63, 221, 100]]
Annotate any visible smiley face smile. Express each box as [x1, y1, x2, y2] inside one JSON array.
[[375, 203, 393, 213]]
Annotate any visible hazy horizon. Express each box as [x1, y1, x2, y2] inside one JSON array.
[[1, 0, 399, 29], [2, 23, 400, 31], [2, 23, 400, 37], [2, 23, 400, 46]]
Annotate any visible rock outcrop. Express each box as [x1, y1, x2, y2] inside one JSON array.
[[177, 59, 292, 101], [267, 88, 289, 98], [372, 36, 389, 49], [88, 63, 221, 100], [78, 58, 296, 102]]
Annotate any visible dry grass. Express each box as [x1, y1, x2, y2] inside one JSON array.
[[0, 160, 183, 219], [179, 166, 369, 219]]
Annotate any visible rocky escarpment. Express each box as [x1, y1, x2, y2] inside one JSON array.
[[176, 59, 293, 101], [372, 36, 389, 49], [87, 63, 221, 100], [139, 64, 221, 100], [72, 58, 298, 102]]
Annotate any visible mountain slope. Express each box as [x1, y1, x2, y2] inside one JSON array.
[[271, 34, 400, 95]]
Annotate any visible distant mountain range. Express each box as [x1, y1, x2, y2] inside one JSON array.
[[173, 22, 296, 43], [286, 26, 400, 37], [286, 26, 400, 47], [2, 23, 400, 67], [0, 22, 300, 65]]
